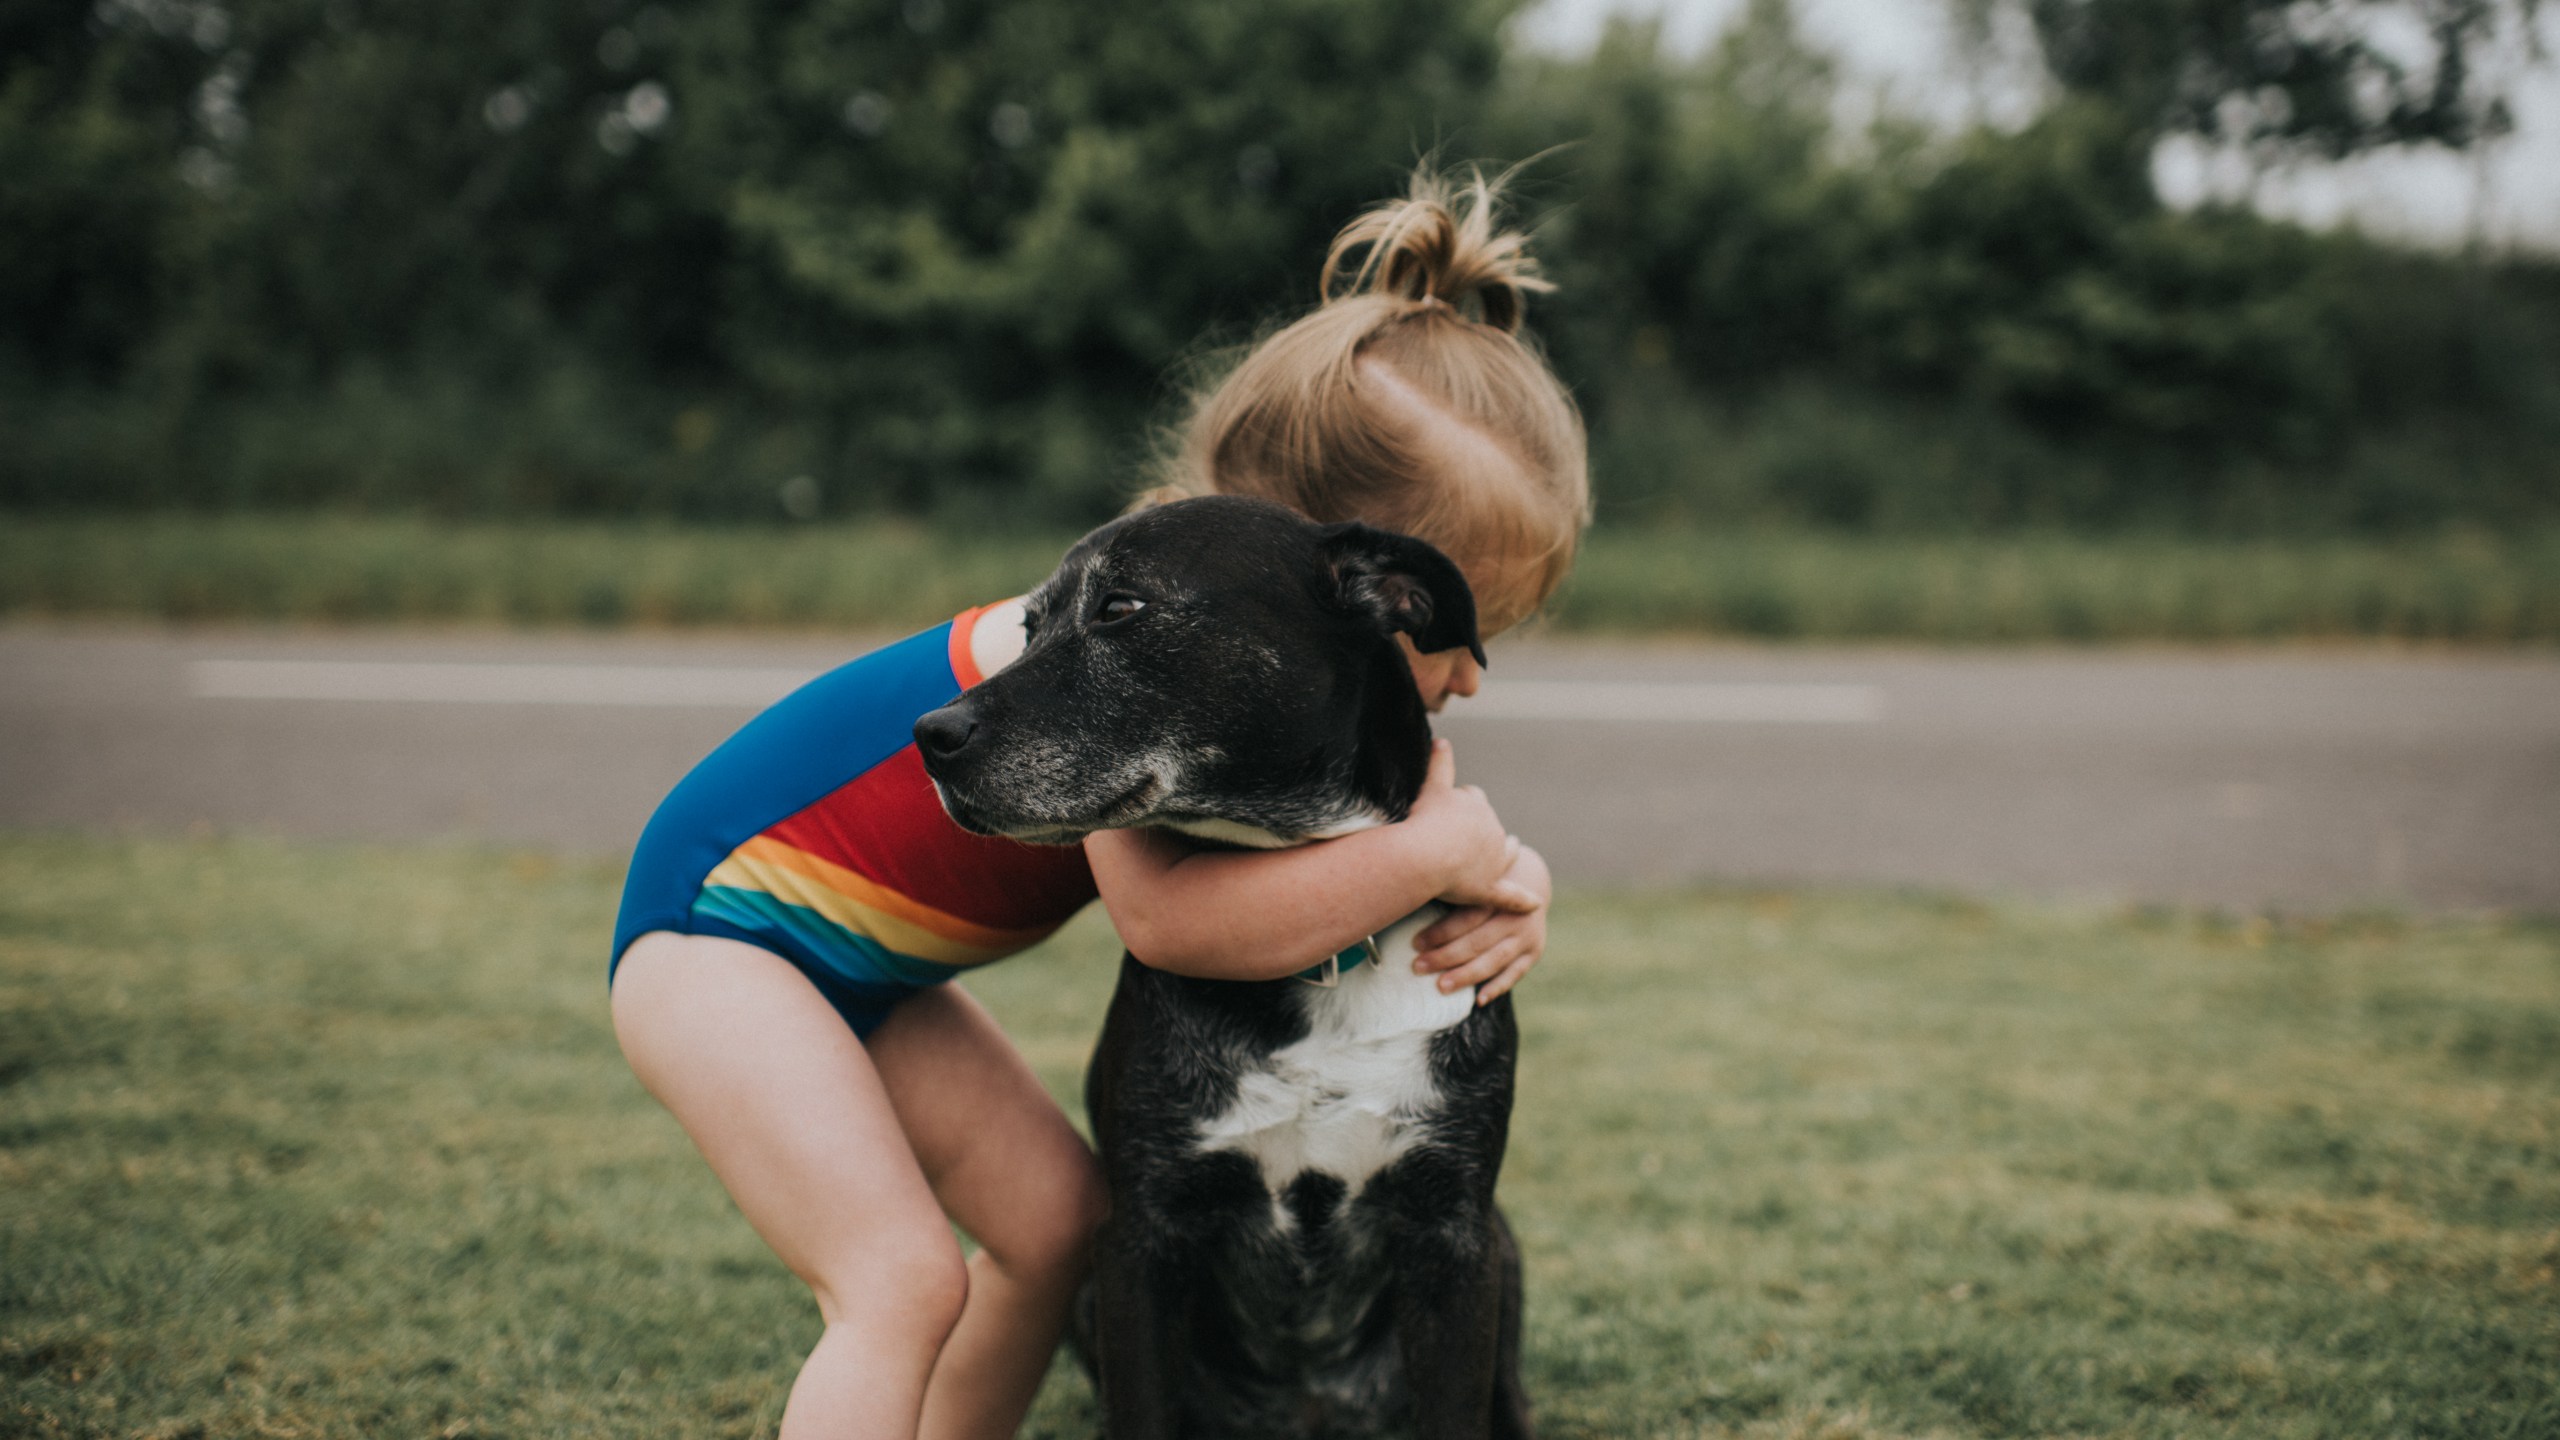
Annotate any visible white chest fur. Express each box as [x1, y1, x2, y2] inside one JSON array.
[[1195, 909, 1477, 1203]]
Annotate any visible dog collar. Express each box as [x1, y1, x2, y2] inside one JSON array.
[[1298, 934, 1381, 988]]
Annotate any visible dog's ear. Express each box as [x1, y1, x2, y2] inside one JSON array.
[[1320, 523, 1487, 666]]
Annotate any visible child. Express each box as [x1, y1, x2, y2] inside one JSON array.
[[608, 168, 1589, 1440]]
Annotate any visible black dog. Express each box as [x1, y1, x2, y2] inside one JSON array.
[[914, 496, 1531, 1439]]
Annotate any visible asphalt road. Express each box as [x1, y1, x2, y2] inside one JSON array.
[[5, 623, 2555, 913]]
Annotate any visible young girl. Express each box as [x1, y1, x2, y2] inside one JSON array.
[[609, 169, 1590, 1439]]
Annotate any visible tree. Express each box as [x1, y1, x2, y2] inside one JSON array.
[[1957, 0, 2544, 160], [1495, 0, 1865, 385], [673, 0, 1517, 513], [0, 0, 214, 380], [0, 0, 1521, 517]]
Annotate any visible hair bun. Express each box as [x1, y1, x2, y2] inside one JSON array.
[[1320, 167, 1553, 333]]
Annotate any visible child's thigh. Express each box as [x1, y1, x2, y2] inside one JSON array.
[[611, 931, 958, 1299], [865, 984, 1105, 1261]]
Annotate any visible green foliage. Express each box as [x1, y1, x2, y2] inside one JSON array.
[[2004, 0, 2534, 158], [4, 831, 2556, 1435], [0, 0, 1517, 522], [1494, 2, 1869, 386], [678, 0, 1513, 513], [1493, 12, 2560, 531], [7, 511, 2558, 642], [2, 0, 2557, 530], [0, 6, 191, 384]]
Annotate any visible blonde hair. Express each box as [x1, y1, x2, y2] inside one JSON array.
[[1149, 167, 1591, 635]]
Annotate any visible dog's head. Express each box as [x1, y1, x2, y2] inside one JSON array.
[[914, 494, 1483, 847]]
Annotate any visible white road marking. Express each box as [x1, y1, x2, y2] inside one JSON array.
[[189, 660, 818, 708], [189, 661, 1884, 723]]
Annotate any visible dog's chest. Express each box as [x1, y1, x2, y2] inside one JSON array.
[[1195, 911, 1475, 1202]]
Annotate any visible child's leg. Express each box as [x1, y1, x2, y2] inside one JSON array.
[[611, 931, 969, 1440], [863, 984, 1110, 1440]]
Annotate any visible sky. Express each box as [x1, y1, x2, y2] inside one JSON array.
[[1512, 0, 2560, 252]]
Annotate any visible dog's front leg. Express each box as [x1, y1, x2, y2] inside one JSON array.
[[1486, 1205, 1534, 1440], [1373, 1140, 1521, 1440], [1388, 1218, 1511, 1440], [1090, 1216, 1184, 1440]]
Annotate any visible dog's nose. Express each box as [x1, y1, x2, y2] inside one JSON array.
[[913, 704, 979, 764]]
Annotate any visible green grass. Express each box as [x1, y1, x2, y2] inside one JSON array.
[[5, 513, 2558, 642], [2, 832, 2555, 1438], [1557, 527, 2560, 643], [0, 514, 1073, 632]]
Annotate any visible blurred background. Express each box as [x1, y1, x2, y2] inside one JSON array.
[[5, 0, 2557, 535]]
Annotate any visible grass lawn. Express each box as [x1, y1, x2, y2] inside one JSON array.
[[5, 513, 2557, 643], [2, 832, 2554, 1438]]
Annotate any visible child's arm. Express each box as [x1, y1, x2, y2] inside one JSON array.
[[1085, 740, 1538, 983]]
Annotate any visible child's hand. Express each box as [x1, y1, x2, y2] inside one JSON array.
[[1414, 841, 1550, 1003], [1401, 739, 1536, 914]]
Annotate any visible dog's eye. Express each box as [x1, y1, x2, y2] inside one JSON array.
[[1096, 594, 1147, 625]]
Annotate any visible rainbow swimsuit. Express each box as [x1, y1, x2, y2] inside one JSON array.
[[611, 606, 1098, 1036]]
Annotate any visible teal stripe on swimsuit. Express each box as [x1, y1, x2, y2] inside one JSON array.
[[691, 886, 974, 991]]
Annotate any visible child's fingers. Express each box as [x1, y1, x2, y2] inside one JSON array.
[[1415, 914, 1507, 972], [1476, 945, 1539, 1005], [1438, 935, 1527, 993], [1415, 905, 1492, 953]]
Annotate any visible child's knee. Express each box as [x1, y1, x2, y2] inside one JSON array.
[[805, 1220, 971, 1340]]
